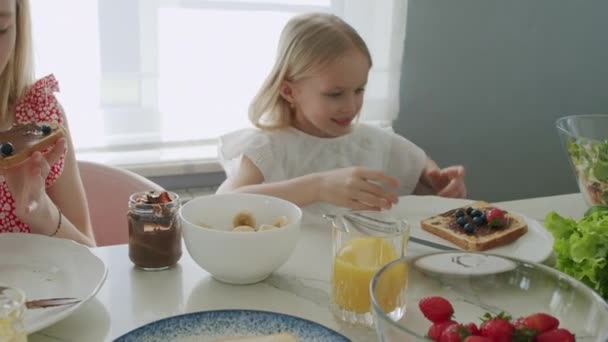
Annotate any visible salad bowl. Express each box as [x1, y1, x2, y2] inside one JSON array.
[[556, 114, 608, 207]]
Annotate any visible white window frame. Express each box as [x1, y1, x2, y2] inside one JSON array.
[[75, 0, 407, 177], [79, 0, 344, 175]]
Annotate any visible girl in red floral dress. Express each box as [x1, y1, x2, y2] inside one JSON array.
[[0, 0, 94, 246]]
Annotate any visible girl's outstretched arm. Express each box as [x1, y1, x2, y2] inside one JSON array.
[[217, 155, 322, 207], [218, 156, 399, 210]]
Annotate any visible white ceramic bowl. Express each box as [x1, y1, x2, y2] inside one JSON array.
[[180, 193, 302, 284]]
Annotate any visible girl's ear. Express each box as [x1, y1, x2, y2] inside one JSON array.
[[279, 81, 296, 105]]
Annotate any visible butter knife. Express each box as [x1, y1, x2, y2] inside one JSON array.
[[409, 236, 458, 251], [25, 297, 81, 309]]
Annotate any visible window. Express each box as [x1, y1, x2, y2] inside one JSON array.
[[30, 0, 407, 171]]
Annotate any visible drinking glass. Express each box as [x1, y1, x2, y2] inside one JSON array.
[[325, 211, 409, 327]]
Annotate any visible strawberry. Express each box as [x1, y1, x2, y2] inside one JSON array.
[[535, 328, 575, 342], [480, 313, 514, 342], [427, 321, 458, 342], [419, 296, 454, 323], [486, 208, 506, 227], [512, 316, 526, 329], [511, 326, 538, 342], [463, 337, 493, 342], [522, 313, 559, 333], [465, 322, 480, 335], [440, 324, 465, 342]]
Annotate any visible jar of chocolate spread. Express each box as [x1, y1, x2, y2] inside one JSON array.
[[128, 191, 182, 270]]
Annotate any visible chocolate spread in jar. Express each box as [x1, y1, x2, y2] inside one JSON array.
[[128, 191, 182, 270]]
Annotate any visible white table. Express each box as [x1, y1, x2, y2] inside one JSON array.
[[28, 193, 587, 342]]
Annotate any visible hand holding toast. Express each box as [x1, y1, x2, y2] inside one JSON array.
[[2, 138, 66, 234], [318, 167, 399, 211]]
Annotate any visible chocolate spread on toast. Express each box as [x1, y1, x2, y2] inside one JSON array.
[[0, 123, 61, 158], [441, 207, 513, 237]]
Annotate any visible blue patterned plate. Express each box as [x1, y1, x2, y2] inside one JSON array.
[[114, 309, 350, 342]]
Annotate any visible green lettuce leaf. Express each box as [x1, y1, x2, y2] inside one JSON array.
[[545, 210, 608, 298]]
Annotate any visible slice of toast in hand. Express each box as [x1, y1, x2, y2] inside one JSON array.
[[420, 201, 528, 251], [0, 122, 66, 169]]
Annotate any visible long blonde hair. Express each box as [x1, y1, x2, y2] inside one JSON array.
[[249, 12, 372, 130], [0, 0, 34, 124]]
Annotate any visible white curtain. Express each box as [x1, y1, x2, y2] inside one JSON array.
[[30, 0, 408, 162], [341, 0, 408, 122]]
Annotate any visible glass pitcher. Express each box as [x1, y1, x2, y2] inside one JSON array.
[[325, 211, 410, 327]]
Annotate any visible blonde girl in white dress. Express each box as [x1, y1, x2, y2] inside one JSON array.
[[218, 13, 466, 223]]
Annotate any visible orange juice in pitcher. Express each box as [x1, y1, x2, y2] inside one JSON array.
[[326, 211, 409, 327]]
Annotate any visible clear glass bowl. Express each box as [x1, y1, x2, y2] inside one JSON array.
[[556, 114, 608, 207], [370, 252, 608, 342]]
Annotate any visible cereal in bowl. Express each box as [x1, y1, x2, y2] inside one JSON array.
[[230, 211, 290, 233]]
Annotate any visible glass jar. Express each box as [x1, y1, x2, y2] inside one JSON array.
[[128, 191, 182, 271], [0, 285, 27, 342], [325, 211, 409, 327]]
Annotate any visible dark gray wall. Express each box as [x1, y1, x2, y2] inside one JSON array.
[[395, 0, 608, 201]]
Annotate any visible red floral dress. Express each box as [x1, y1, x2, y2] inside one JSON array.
[[0, 75, 66, 233]]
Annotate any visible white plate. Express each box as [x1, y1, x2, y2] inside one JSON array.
[[0, 233, 107, 333], [389, 196, 554, 263]]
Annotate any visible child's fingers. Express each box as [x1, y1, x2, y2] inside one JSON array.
[[424, 168, 445, 190], [359, 180, 398, 204], [438, 166, 466, 198], [440, 165, 465, 179], [438, 179, 466, 198], [425, 168, 441, 178], [360, 168, 400, 188], [29, 151, 50, 177], [43, 138, 66, 167], [354, 191, 392, 210], [348, 199, 382, 212]]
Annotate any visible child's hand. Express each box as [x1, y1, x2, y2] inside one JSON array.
[[424, 165, 467, 198], [318, 167, 399, 211], [2, 138, 66, 233]]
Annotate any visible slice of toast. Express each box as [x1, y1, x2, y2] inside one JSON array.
[[420, 201, 528, 251], [0, 122, 65, 169], [215, 333, 298, 342]]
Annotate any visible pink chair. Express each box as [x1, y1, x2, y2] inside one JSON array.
[[78, 160, 164, 247]]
